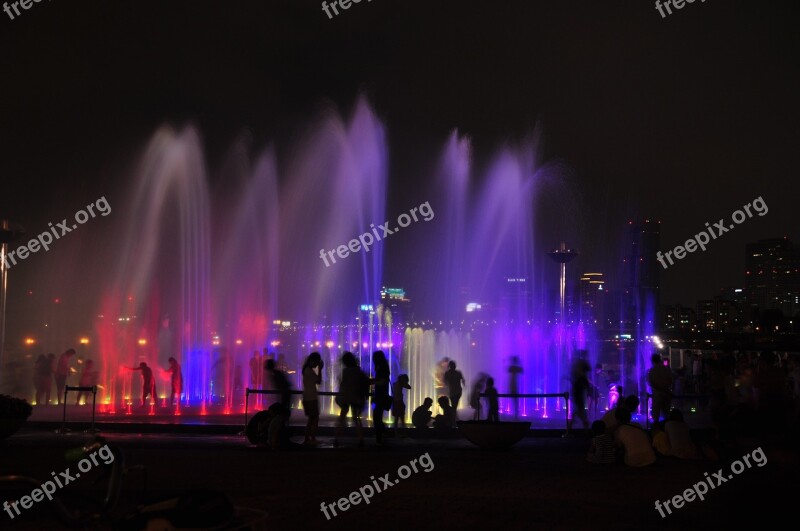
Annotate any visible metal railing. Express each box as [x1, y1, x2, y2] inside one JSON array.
[[644, 392, 710, 429], [58, 385, 99, 434], [480, 392, 571, 430]]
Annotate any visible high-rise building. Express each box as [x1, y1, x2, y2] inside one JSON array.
[[579, 272, 607, 328], [696, 299, 716, 331], [663, 304, 696, 331], [745, 238, 799, 318], [622, 220, 661, 332], [379, 287, 413, 323]]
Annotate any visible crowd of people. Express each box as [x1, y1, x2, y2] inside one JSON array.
[[30, 349, 183, 407], [31, 343, 800, 457], [582, 349, 800, 466], [248, 350, 521, 449]]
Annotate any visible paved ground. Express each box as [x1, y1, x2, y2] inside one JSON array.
[[1, 427, 796, 530]]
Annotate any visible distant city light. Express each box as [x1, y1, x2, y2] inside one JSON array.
[[466, 302, 482, 312], [137, 338, 147, 346], [235, 339, 243, 345], [24, 337, 35, 345], [79, 337, 90, 345]]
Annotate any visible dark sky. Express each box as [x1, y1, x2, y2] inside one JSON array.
[[1, 0, 798, 311]]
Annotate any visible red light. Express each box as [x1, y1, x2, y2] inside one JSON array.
[[53, 298, 60, 304]]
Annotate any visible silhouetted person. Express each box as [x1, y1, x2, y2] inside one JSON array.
[[588, 363, 605, 418], [434, 357, 450, 398], [412, 397, 434, 429], [612, 407, 656, 467], [433, 396, 455, 429], [485, 377, 499, 422], [166, 357, 183, 406], [444, 361, 465, 422], [34, 354, 52, 406], [566, 358, 591, 434], [392, 374, 411, 437], [372, 350, 391, 443], [265, 359, 292, 413], [334, 352, 367, 447], [129, 362, 156, 406], [233, 364, 243, 402], [602, 395, 640, 433], [664, 409, 700, 459], [54, 349, 76, 404], [508, 356, 523, 419], [75, 360, 98, 405], [469, 373, 488, 420], [586, 420, 615, 464], [249, 351, 260, 388], [302, 352, 323, 445], [647, 353, 673, 423]]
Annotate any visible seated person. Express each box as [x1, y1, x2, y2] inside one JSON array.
[[586, 420, 615, 464], [612, 408, 656, 467], [651, 420, 671, 456], [412, 397, 434, 429], [432, 396, 455, 429], [602, 395, 640, 433], [664, 409, 700, 459]]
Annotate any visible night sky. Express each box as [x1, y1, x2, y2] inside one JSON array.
[[1, 0, 798, 322]]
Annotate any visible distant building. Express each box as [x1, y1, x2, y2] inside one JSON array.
[[379, 287, 413, 323], [500, 276, 533, 320], [745, 238, 799, 318], [622, 220, 661, 332], [579, 272, 607, 328], [663, 304, 696, 332]]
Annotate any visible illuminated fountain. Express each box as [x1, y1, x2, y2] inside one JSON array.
[[22, 96, 650, 424]]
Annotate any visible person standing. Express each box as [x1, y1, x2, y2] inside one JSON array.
[[265, 358, 292, 415], [334, 352, 367, 447], [75, 360, 99, 405], [301, 352, 323, 445], [166, 357, 183, 407], [54, 349, 76, 405], [485, 377, 499, 422], [444, 360, 465, 424], [566, 357, 591, 434], [469, 373, 488, 420], [371, 350, 391, 443], [508, 356, 524, 419], [391, 374, 411, 437], [129, 362, 156, 406], [647, 353, 674, 423]]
